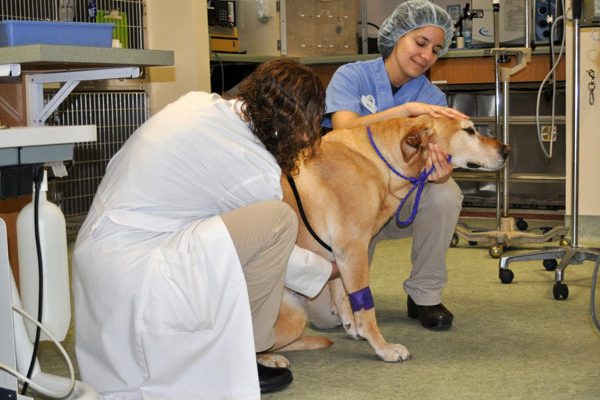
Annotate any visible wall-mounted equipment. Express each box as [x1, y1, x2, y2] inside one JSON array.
[[470, 0, 562, 47], [236, 0, 357, 56], [534, 0, 563, 43], [582, 0, 600, 25], [208, 0, 240, 53]]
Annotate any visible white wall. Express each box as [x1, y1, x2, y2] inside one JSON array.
[[565, 0, 600, 241], [145, 1, 211, 115], [574, 27, 600, 216]]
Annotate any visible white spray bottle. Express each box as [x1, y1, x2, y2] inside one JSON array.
[[17, 169, 71, 342]]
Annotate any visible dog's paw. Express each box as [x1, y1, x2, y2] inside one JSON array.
[[256, 353, 290, 368], [376, 343, 411, 363]]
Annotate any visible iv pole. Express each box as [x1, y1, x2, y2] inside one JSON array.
[[453, 0, 569, 258], [498, 0, 600, 300]]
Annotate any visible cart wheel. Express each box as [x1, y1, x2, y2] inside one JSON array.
[[489, 244, 503, 258], [515, 217, 528, 231], [468, 241, 478, 246], [543, 259, 558, 271], [499, 268, 514, 284], [553, 282, 569, 300], [559, 237, 571, 247], [450, 233, 459, 247]]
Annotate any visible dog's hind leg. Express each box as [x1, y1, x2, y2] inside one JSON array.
[[271, 291, 308, 348], [277, 335, 333, 351], [257, 353, 291, 368], [257, 294, 305, 369], [271, 290, 334, 352]]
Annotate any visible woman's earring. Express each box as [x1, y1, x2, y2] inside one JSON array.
[[274, 131, 279, 138]]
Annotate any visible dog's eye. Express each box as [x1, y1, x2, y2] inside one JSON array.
[[464, 127, 476, 135]]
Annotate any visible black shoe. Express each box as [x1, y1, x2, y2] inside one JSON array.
[[407, 295, 453, 331], [257, 362, 293, 394]]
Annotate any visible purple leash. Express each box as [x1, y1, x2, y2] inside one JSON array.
[[367, 126, 452, 226]]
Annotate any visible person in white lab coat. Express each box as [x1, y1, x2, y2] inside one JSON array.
[[72, 59, 336, 399]]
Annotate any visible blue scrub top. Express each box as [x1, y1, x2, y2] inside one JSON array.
[[322, 57, 447, 129]]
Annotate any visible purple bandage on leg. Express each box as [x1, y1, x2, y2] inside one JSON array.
[[348, 287, 374, 312]]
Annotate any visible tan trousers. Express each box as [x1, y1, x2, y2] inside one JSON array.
[[369, 178, 463, 306], [220, 201, 298, 352]]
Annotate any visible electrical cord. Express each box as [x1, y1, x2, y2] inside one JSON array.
[[21, 166, 45, 396], [592, 256, 600, 332], [211, 50, 225, 95], [356, 21, 380, 30], [535, 0, 566, 159], [0, 304, 75, 398]]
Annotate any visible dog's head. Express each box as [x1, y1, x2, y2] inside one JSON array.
[[398, 115, 510, 172]]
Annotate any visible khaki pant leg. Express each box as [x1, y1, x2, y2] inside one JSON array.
[[368, 178, 463, 306], [221, 201, 298, 352]]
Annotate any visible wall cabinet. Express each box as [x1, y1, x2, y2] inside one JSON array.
[[428, 53, 566, 84]]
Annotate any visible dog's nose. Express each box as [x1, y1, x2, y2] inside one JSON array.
[[501, 145, 511, 160]]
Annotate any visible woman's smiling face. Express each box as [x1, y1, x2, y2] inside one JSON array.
[[384, 25, 445, 87]]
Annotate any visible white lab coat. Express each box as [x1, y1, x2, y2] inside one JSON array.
[[72, 92, 331, 399]]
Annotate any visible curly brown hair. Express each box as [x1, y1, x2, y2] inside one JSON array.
[[237, 59, 325, 175]]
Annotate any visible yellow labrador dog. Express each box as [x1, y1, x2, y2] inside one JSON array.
[[264, 115, 509, 365]]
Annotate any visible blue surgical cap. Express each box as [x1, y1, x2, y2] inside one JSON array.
[[377, 0, 454, 59]]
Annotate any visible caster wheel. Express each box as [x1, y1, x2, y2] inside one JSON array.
[[543, 259, 558, 271], [559, 237, 571, 247], [489, 245, 503, 258], [516, 217, 528, 231], [450, 233, 459, 247], [499, 268, 514, 284], [553, 282, 569, 300], [468, 241, 478, 246]]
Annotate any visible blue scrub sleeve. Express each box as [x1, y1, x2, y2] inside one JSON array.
[[323, 66, 364, 128], [406, 75, 448, 107], [427, 85, 448, 107]]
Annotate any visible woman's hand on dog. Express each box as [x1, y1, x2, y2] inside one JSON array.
[[403, 102, 468, 120], [330, 103, 467, 130], [426, 143, 452, 183]]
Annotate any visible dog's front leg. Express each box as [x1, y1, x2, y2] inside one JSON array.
[[328, 278, 359, 340], [353, 308, 410, 362], [337, 246, 410, 362]]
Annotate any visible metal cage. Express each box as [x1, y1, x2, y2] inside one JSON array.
[[45, 91, 149, 238], [1, 0, 149, 237]]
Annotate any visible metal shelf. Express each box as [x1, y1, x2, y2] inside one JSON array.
[[453, 171, 565, 183], [470, 115, 566, 125]]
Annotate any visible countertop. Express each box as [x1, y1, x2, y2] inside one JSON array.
[[210, 46, 558, 65], [0, 44, 174, 71]]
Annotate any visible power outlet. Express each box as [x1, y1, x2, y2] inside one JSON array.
[[541, 125, 557, 142]]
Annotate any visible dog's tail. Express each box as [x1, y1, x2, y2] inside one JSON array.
[[277, 335, 334, 351]]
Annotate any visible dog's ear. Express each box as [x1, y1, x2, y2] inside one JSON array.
[[401, 124, 433, 161]]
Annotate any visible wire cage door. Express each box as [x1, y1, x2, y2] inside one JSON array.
[[45, 91, 149, 238], [0, 0, 145, 49]]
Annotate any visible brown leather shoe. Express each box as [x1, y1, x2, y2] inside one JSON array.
[[407, 296, 453, 331]]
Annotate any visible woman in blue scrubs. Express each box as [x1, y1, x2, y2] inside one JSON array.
[[323, 0, 466, 331]]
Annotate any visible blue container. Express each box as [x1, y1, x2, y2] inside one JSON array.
[[0, 20, 115, 47]]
